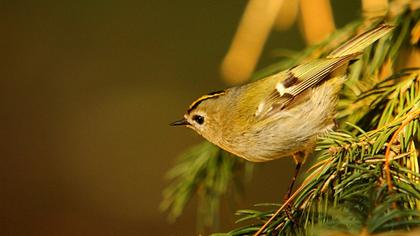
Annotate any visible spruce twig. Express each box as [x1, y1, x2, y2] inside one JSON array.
[[163, 2, 420, 235], [385, 108, 420, 194]]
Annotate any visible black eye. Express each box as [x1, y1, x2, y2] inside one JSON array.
[[192, 115, 205, 125]]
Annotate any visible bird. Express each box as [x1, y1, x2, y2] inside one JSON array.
[[171, 24, 394, 205]]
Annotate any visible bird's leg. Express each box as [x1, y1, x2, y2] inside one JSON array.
[[283, 151, 305, 223], [285, 154, 303, 199], [333, 118, 339, 129]]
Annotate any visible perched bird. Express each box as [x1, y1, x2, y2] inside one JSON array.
[[171, 24, 393, 199]]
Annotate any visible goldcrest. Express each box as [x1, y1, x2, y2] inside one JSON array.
[[171, 25, 393, 163]]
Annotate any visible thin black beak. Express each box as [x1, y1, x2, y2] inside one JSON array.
[[170, 118, 189, 126]]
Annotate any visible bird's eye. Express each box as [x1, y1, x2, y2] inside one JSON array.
[[192, 115, 205, 125]]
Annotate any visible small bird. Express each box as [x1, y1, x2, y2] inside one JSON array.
[[171, 24, 393, 199]]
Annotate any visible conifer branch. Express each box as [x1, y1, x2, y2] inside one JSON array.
[[385, 108, 420, 194], [163, 2, 420, 235]]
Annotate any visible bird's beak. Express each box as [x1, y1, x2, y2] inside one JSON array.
[[170, 118, 189, 126]]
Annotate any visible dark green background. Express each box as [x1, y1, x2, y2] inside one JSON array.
[[1, 1, 359, 235]]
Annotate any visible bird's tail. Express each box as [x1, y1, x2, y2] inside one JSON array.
[[327, 24, 394, 58]]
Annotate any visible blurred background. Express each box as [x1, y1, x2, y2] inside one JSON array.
[[1, 1, 361, 235]]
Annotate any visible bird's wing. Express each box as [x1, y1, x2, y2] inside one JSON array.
[[255, 53, 359, 120]]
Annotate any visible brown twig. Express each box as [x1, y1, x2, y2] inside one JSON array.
[[384, 108, 420, 193], [253, 158, 331, 235], [253, 185, 299, 236]]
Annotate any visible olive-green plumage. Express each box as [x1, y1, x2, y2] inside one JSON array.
[[173, 24, 394, 162]]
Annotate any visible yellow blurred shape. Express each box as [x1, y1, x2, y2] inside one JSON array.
[[411, 0, 420, 11], [300, 0, 335, 45], [221, 0, 284, 85], [411, 19, 420, 44], [405, 47, 420, 68], [362, 0, 389, 18], [274, 0, 299, 31], [379, 57, 393, 81]]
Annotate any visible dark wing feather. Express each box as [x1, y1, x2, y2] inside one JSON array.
[[286, 53, 359, 96], [255, 53, 359, 120]]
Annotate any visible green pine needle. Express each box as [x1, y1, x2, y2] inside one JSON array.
[[162, 5, 420, 236]]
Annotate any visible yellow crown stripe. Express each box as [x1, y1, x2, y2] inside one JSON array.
[[187, 90, 226, 112]]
